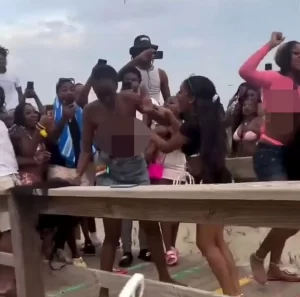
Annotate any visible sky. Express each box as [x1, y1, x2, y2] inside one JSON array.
[[1, 0, 300, 106]]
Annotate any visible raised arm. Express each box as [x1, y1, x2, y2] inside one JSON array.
[[239, 32, 285, 88], [76, 77, 92, 108]]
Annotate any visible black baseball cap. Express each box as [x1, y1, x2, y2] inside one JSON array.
[[129, 35, 158, 55]]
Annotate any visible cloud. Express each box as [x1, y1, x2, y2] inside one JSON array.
[[1, 0, 300, 106], [170, 37, 203, 49]]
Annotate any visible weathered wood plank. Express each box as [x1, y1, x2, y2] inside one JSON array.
[[38, 195, 300, 228], [61, 266, 225, 297], [0, 252, 13, 266], [8, 194, 45, 297], [46, 181, 300, 201]]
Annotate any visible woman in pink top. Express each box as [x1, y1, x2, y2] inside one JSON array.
[[239, 32, 300, 284]]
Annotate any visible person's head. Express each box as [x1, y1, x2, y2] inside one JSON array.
[[178, 75, 227, 182], [56, 78, 75, 105], [0, 46, 8, 73], [275, 41, 300, 75], [14, 103, 38, 129], [164, 96, 180, 118], [234, 82, 248, 98], [0, 86, 5, 111], [120, 67, 141, 93], [91, 64, 118, 100], [129, 35, 158, 68], [238, 85, 261, 105], [74, 83, 83, 99], [242, 98, 259, 117]]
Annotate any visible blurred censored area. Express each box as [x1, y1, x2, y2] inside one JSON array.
[[95, 116, 151, 158]]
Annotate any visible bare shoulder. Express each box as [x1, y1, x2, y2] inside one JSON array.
[[158, 68, 168, 79], [83, 101, 102, 116]]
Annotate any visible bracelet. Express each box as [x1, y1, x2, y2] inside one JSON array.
[[40, 129, 48, 138]]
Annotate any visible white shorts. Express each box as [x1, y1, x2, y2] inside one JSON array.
[[0, 174, 20, 233]]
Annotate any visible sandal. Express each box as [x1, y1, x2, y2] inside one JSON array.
[[166, 247, 178, 266], [249, 253, 267, 285], [267, 263, 300, 282]]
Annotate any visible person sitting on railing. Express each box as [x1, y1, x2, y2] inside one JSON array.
[[76, 64, 179, 297], [150, 75, 242, 297], [230, 86, 262, 157], [239, 31, 300, 284]]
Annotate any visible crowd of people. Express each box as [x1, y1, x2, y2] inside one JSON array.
[[0, 31, 300, 297]]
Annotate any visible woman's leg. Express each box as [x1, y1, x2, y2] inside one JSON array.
[[216, 227, 241, 295], [81, 218, 96, 255], [88, 218, 102, 245], [119, 220, 134, 267], [196, 224, 240, 296], [161, 221, 179, 251], [251, 143, 299, 283], [139, 220, 179, 284], [99, 218, 122, 297], [138, 224, 151, 261], [0, 231, 16, 296]]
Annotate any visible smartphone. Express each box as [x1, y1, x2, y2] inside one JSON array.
[[265, 63, 272, 71], [26, 81, 34, 90], [97, 59, 107, 65], [110, 184, 138, 188], [122, 81, 132, 90], [154, 51, 163, 59]]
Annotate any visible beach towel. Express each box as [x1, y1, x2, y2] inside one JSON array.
[[54, 97, 96, 167]]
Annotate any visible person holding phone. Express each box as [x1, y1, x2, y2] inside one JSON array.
[[23, 81, 44, 113], [0, 46, 23, 110], [118, 35, 170, 105], [45, 78, 96, 268], [239, 32, 300, 284]]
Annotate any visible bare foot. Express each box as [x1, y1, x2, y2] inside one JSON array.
[[250, 253, 267, 285], [267, 264, 300, 282]]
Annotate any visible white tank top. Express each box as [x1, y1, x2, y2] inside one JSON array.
[[137, 66, 163, 105], [157, 150, 186, 181]]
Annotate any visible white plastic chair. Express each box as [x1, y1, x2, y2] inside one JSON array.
[[119, 273, 145, 297]]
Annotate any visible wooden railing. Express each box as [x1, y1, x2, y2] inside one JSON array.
[[1, 158, 300, 297]]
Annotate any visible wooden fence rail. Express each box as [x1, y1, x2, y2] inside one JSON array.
[[2, 178, 300, 297]]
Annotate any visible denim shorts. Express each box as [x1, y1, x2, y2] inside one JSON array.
[[253, 143, 287, 181]]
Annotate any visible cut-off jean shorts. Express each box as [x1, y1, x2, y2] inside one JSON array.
[[253, 142, 287, 181]]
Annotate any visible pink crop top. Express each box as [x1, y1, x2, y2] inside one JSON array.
[[239, 43, 300, 146]]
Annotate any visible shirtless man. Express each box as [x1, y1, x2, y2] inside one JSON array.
[[76, 64, 177, 297]]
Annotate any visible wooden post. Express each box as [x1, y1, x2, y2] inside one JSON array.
[[8, 193, 45, 297]]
